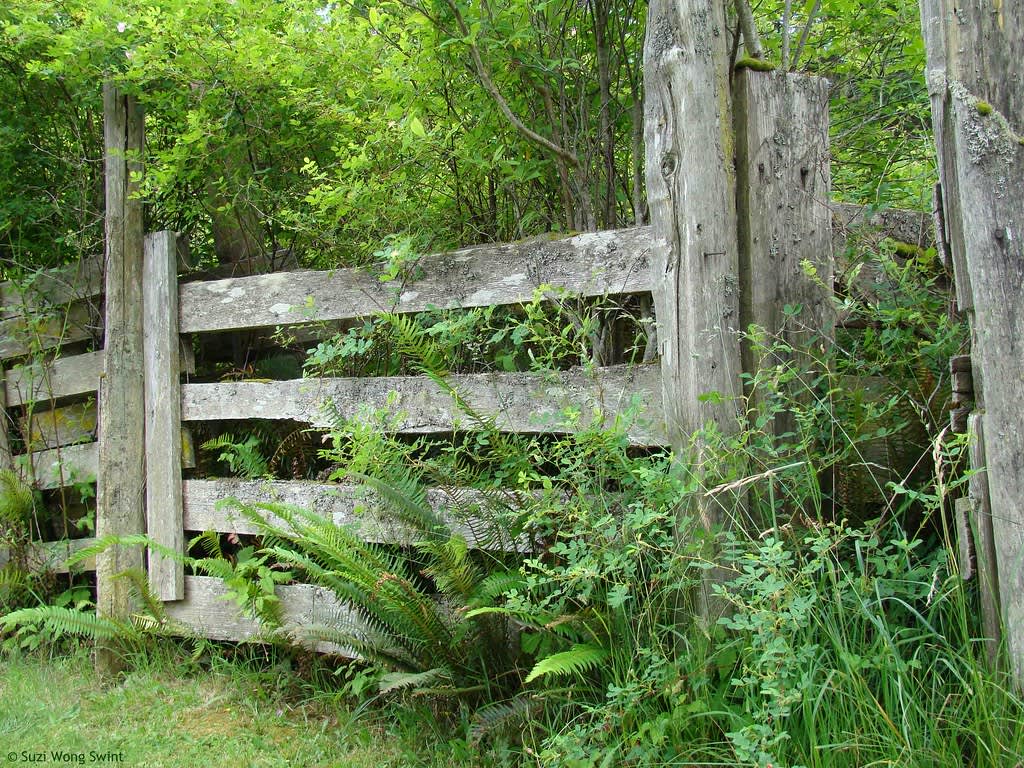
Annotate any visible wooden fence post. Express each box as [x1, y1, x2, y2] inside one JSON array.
[[96, 83, 146, 677], [144, 231, 184, 601], [643, 0, 743, 619], [734, 70, 833, 445], [920, 0, 1024, 681]]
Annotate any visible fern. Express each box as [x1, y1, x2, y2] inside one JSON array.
[[378, 667, 454, 694], [189, 530, 225, 560], [201, 433, 270, 479], [116, 567, 169, 626], [0, 469, 34, 528], [469, 695, 540, 747], [1, 604, 124, 641], [524, 644, 610, 684]]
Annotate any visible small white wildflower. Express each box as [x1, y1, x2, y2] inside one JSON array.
[[116, 21, 127, 32]]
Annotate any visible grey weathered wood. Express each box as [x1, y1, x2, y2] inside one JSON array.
[[15, 441, 97, 490], [179, 228, 655, 334], [5, 348, 192, 409], [831, 203, 934, 252], [0, 301, 95, 361], [164, 575, 351, 654], [921, 0, 1024, 681], [12, 430, 192, 492], [29, 537, 97, 574], [175, 208, 935, 339], [19, 401, 96, 452], [144, 231, 185, 601], [644, 0, 741, 623], [734, 70, 833, 443], [968, 414, 1001, 669], [5, 351, 103, 407], [183, 479, 529, 552], [95, 83, 146, 677], [954, 496, 975, 581], [181, 365, 666, 446], [0, 536, 97, 574], [0, 257, 105, 321], [643, 0, 742, 446]]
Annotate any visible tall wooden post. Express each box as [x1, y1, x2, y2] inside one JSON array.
[[96, 83, 146, 678], [920, 0, 1024, 681], [144, 231, 184, 601], [734, 70, 833, 447], [644, 0, 742, 616]]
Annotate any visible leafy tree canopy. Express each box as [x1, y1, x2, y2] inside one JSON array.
[[0, 0, 932, 274]]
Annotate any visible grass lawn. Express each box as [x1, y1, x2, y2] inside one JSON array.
[[0, 645, 492, 768]]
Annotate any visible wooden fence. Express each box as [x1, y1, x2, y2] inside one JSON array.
[[0, 75, 951, 657]]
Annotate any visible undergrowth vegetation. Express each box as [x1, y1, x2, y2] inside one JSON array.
[[5, 230, 1022, 767]]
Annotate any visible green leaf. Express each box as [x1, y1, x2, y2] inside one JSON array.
[[525, 644, 609, 684]]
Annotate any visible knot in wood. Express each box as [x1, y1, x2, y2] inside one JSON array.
[[660, 152, 678, 180]]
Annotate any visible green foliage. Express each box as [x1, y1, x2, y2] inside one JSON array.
[[216, 496, 524, 700], [0, 469, 34, 532], [524, 644, 609, 684], [201, 432, 271, 479], [749, 0, 934, 207]]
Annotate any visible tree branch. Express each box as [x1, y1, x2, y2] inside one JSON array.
[[442, 0, 581, 170]]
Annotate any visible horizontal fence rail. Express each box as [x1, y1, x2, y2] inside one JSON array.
[[181, 365, 666, 446], [179, 227, 655, 334], [183, 479, 531, 552]]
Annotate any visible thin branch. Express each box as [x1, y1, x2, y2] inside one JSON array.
[[791, 0, 822, 71], [735, 0, 764, 59], [442, 0, 581, 169], [781, 0, 793, 70]]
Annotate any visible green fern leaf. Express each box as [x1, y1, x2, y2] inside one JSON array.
[[524, 644, 609, 684]]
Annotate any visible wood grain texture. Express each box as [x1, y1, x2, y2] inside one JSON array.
[[831, 203, 934, 251], [164, 575, 352, 654], [181, 365, 666, 446], [0, 302, 96, 361], [0, 365, 10, 471], [96, 84, 146, 676], [178, 228, 654, 334], [144, 231, 185, 601], [0, 258, 104, 321], [968, 414, 1001, 668], [0, 537, 97, 574], [183, 479, 530, 552], [735, 70, 833, 441], [921, 0, 1024, 680], [15, 441, 96, 489], [5, 351, 103, 407], [19, 401, 97, 452], [643, 0, 742, 446]]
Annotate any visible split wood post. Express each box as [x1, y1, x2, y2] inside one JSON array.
[[144, 231, 184, 601], [644, 0, 743, 617], [920, 0, 1024, 680], [734, 70, 833, 522], [96, 83, 146, 678], [968, 414, 1001, 669]]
